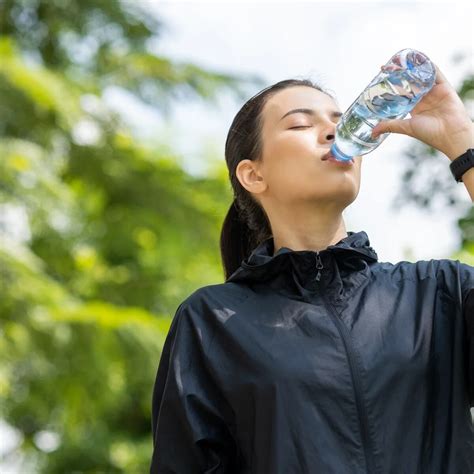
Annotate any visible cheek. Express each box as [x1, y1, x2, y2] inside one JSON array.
[[274, 132, 315, 156], [265, 157, 316, 191], [264, 133, 319, 177], [265, 163, 329, 202]]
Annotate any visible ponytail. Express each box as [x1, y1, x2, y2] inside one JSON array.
[[220, 197, 271, 281], [220, 199, 254, 281]]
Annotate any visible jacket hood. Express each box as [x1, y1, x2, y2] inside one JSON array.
[[226, 231, 379, 290]]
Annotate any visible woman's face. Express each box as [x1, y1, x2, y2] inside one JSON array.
[[242, 86, 362, 211]]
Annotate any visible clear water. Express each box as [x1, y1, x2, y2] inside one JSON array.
[[330, 48, 436, 162]]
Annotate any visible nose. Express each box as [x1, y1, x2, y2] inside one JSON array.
[[319, 121, 337, 145]]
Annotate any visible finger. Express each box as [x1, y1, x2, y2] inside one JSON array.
[[371, 119, 413, 138], [431, 61, 450, 86]]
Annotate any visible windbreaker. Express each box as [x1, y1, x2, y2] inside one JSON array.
[[150, 230, 474, 473]]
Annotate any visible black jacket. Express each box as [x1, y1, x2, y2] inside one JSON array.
[[150, 231, 474, 473]]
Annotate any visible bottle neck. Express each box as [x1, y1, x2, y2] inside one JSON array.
[[330, 143, 353, 162]]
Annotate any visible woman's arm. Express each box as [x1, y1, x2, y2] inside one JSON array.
[[464, 289, 474, 406], [443, 128, 474, 201], [437, 260, 474, 406], [150, 301, 239, 473]]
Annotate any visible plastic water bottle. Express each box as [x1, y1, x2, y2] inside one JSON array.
[[330, 48, 437, 162]]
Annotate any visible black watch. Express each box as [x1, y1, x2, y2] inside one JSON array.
[[449, 148, 474, 183]]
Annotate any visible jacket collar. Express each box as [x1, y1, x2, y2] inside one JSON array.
[[226, 231, 378, 286]]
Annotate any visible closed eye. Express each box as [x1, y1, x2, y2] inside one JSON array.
[[288, 126, 311, 129]]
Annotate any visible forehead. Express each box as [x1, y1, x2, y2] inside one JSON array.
[[261, 86, 339, 127]]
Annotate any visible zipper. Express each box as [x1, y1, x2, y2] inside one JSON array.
[[314, 253, 377, 474], [315, 252, 323, 281]]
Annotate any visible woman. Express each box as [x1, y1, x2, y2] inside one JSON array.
[[150, 63, 474, 473]]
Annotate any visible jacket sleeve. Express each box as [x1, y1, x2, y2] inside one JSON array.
[[150, 301, 239, 473], [437, 260, 474, 406], [465, 289, 474, 406]]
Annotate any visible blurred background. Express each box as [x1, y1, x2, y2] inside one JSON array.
[[0, 0, 472, 472]]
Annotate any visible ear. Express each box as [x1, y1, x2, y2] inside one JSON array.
[[236, 160, 267, 195]]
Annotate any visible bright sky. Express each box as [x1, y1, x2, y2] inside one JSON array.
[[104, 0, 474, 265]]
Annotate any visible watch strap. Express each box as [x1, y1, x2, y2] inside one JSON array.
[[449, 148, 474, 183]]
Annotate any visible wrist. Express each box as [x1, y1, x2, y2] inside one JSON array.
[[444, 122, 474, 161]]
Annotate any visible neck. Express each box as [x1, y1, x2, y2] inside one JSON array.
[[270, 206, 348, 256]]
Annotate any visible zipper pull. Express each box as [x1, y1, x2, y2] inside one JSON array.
[[315, 252, 324, 281]]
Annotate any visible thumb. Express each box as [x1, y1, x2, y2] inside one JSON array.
[[371, 119, 412, 139]]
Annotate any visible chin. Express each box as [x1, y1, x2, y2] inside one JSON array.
[[332, 183, 360, 204]]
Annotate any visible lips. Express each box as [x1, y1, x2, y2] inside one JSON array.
[[321, 151, 354, 165], [328, 157, 354, 166]]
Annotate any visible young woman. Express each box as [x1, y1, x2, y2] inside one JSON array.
[[150, 63, 474, 473]]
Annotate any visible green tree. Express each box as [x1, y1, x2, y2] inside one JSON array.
[[0, 1, 264, 472]]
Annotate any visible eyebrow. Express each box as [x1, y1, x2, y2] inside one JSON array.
[[279, 108, 343, 122]]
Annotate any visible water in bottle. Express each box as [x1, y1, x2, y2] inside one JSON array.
[[329, 48, 437, 162]]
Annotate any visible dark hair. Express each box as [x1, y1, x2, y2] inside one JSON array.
[[220, 78, 336, 281]]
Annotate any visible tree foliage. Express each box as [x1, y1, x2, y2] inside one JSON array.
[[0, 1, 264, 472]]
